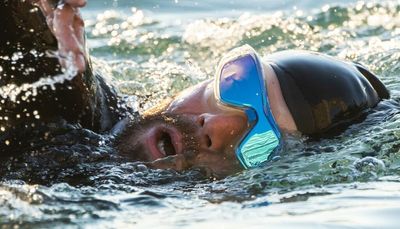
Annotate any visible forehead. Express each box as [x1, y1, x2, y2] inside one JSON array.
[[165, 79, 214, 115], [164, 78, 247, 118]]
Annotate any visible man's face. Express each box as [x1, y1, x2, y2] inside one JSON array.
[[117, 62, 298, 176], [117, 80, 249, 177]]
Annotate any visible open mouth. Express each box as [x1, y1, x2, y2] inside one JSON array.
[[146, 125, 183, 160], [157, 131, 176, 156]]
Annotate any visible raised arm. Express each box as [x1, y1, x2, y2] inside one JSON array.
[[0, 0, 131, 155]]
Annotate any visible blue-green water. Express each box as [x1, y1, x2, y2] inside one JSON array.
[[1, 0, 400, 228]]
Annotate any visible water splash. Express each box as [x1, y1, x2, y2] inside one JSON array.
[[1, 1, 400, 227], [0, 51, 79, 102]]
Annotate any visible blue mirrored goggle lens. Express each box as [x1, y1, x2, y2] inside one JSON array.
[[237, 114, 280, 168], [218, 53, 280, 168], [219, 54, 263, 110]]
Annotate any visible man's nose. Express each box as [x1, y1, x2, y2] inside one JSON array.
[[196, 113, 248, 153]]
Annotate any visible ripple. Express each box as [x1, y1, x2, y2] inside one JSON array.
[[2, 1, 400, 227]]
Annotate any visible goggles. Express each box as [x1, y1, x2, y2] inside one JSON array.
[[214, 45, 281, 169]]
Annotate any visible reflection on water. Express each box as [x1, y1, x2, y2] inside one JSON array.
[[1, 0, 400, 228]]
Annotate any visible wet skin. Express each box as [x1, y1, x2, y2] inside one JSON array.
[[120, 63, 298, 176], [117, 81, 249, 176], [30, 0, 87, 73]]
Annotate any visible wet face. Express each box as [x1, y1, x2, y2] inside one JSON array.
[[117, 80, 248, 177], [117, 62, 297, 177]]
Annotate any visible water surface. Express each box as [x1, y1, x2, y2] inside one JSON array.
[[1, 0, 400, 228]]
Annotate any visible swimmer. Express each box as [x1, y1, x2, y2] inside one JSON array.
[[0, 0, 389, 177]]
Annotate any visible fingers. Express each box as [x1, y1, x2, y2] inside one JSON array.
[[27, 0, 41, 4], [29, 0, 87, 73], [37, 0, 55, 33], [34, 0, 54, 18], [65, 0, 87, 7], [73, 10, 85, 60], [53, 4, 86, 73], [72, 9, 86, 71]]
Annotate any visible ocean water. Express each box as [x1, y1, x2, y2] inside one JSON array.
[[1, 0, 400, 228]]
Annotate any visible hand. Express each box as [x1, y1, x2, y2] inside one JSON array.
[[29, 0, 87, 73]]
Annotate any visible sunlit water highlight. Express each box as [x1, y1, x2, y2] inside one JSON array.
[[1, 0, 400, 228]]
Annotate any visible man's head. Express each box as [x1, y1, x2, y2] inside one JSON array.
[[117, 80, 249, 176], [116, 56, 298, 176]]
